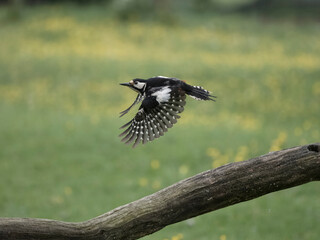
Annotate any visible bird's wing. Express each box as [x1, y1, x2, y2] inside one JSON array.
[[119, 93, 144, 117], [119, 88, 186, 148]]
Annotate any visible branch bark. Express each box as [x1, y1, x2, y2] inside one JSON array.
[[1, 143, 319, 240]]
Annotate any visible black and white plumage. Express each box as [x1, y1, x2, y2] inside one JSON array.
[[119, 76, 216, 147]]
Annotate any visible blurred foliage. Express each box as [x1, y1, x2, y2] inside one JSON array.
[[1, 0, 320, 16], [111, 0, 155, 21], [1, 0, 320, 24], [0, 0, 112, 4]]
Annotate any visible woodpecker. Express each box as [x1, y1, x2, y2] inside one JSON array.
[[119, 76, 216, 147]]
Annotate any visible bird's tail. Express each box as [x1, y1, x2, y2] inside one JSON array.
[[183, 83, 216, 101]]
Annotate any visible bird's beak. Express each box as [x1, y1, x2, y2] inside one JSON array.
[[120, 80, 134, 87], [120, 83, 131, 87]]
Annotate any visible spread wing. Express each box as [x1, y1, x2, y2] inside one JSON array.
[[119, 93, 144, 117], [119, 88, 186, 148]]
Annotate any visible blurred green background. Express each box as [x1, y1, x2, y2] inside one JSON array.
[[0, 0, 319, 239]]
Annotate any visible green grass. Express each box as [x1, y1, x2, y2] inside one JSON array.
[[0, 5, 319, 240]]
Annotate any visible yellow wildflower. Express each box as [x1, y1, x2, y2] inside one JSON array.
[[150, 160, 160, 170], [270, 131, 287, 152], [234, 146, 248, 162], [171, 233, 183, 240], [212, 154, 229, 168], [207, 148, 221, 158], [179, 165, 189, 176], [139, 178, 148, 187], [220, 234, 227, 240]]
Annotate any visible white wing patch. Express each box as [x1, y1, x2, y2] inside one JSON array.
[[151, 86, 172, 103]]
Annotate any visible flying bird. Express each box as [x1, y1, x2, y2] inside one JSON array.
[[119, 76, 216, 147]]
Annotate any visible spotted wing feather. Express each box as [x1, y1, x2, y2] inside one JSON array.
[[119, 88, 186, 148]]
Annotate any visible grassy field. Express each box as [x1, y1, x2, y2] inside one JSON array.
[[0, 5, 319, 240]]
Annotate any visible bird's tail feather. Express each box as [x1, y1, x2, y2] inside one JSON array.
[[184, 84, 216, 101]]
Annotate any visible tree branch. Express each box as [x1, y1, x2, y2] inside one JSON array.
[[1, 143, 319, 240]]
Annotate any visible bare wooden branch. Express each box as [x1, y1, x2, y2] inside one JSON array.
[[1, 143, 319, 240]]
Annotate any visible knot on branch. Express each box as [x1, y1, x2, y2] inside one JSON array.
[[307, 144, 320, 153]]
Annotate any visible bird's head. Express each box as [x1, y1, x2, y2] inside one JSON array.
[[120, 78, 147, 93]]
